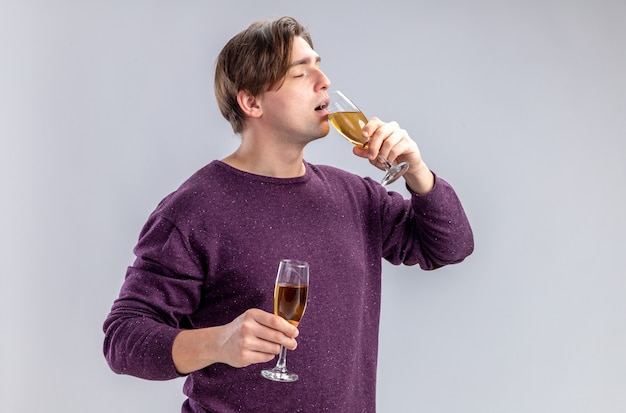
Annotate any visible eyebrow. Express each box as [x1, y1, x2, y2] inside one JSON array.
[[289, 55, 322, 68]]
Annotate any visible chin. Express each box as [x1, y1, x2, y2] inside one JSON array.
[[319, 123, 331, 137]]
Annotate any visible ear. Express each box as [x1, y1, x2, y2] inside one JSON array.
[[236, 90, 262, 118]]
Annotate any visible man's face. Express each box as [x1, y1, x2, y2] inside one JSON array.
[[257, 36, 332, 145]]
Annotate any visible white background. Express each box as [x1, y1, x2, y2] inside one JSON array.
[[1, 1, 625, 411]]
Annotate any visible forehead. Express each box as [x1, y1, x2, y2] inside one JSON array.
[[291, 36, 319, 62]]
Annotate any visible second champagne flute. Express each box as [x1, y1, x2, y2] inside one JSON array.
[[328, 90, 410, 186], [261, 259, 309, 382]]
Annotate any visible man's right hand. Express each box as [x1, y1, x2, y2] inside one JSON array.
[[172, 308, 299, 374]]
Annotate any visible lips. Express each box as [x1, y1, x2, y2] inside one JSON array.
[[315, 98, 330, 113]]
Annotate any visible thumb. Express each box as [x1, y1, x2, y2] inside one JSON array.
[[352, 145, 369, 159]]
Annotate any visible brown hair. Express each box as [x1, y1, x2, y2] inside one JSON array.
[[214, 16, 313, 134]]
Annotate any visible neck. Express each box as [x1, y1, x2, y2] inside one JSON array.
[[222, 133, 306, 178]]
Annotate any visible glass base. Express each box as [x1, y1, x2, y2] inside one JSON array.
[[381, 161, 409, 186], [261, 367, 299, 382]]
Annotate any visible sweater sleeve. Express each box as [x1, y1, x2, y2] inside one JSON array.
[[102, 215, 204, 380], [381, 174, 474, 269]]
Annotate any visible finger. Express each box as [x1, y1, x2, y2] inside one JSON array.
[[222, 318, 297, 367], [242, 311, 299, 352], [244, 331, 293, 355], [219, 325, 278, 367], [381, 131, 412, 164], [364, 119, 403, 157], [372, 122, 419, 166], [361, 116, 384, 142], [234, 310, 298, 348], [226, 341, 278, 368], [258, 328, 299, 351], [361, 117, 385, 160], [352, 145, 369, 159], [388, 133, 422, 167], [364, 122, 399, 163], [252, 311, 299, 338]]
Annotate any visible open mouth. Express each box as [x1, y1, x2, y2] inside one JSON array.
[[315, 100, 329, 112]]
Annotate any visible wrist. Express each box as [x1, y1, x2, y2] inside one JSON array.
[[404, 161, 434, 195], [172, 327, 220, 374]]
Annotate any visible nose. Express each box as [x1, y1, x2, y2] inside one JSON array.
[[316, 68, 331, 91]]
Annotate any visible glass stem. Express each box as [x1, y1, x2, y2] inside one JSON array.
[[377, 155, 393, 169], [275, 345, 288, 372]]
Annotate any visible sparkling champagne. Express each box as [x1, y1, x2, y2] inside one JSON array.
[[261, 259, 309, 382], [328, 90, 409, 185], [329, 111, 369, 147], [275, 283, 308, 327]]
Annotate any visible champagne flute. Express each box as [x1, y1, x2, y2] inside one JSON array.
[[328, 90, 409, 186], [261, 259, 310, 382]]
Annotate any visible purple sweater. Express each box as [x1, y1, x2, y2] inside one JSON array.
[[103, 160, 473, 412]]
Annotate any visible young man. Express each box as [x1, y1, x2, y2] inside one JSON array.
[[103, 16, 473, 412]]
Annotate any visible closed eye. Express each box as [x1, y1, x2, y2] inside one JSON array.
[[288, 55, 321, 79]]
